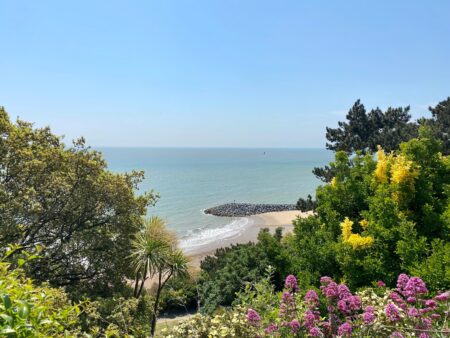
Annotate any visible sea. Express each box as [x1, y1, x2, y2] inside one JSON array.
[[99, 148, 333, 252]]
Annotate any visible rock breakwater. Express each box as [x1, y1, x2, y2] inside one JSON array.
[[204, 203, 296, 217]]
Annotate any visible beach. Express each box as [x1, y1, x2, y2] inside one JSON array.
[[187, 209, 312, 269]]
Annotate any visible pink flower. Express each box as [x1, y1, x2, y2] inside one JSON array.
[[425, 299, 437, 309], [337, 284, 351, 299], [385, 303, 401, 322], [304, 290, 319, 309], [320, 276, 333, 285], [435, 291, 449, 302], [407, 307, 420, 318], [403, 277, 428, 297], [303, 310, 319, 329], [390, 332, 405, 338], [246, 308, 261, 325], [264, 323, 278, 334], [309, 327, 322, 337], [406, 296, 416, 304], [377, 280, 386, 287], [337, 322, 352, 336], [337, 300, 348, 314], [322, 281, 339, 299], [285, 274, 298, 292], [396, 273, 410, 292], [289, 319, 301, 333], [363, 306, 376, 324], [431, 313, 441, 320]]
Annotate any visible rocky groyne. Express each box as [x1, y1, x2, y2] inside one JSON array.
[[204, 203, 296, 217]]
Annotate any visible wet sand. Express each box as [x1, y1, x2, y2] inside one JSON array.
[[187, 210, 312, 268]]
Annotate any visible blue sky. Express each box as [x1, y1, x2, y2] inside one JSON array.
[[1, 1, 449, 147]]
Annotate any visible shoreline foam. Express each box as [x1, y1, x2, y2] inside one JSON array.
[[184, 210, 312, 269]]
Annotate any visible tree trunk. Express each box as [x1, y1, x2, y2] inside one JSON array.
[[137, 263, 148, 297], [133, 271, 141, 297], [150, 269, 173, 337]]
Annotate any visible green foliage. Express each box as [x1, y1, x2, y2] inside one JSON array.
[[293, 132, 450, 289], [0, 248, 85, 337], [0, 107, 157, 297], [295, 194, 316, 212], [129, 216, 190, 336], [422, 97, 450, 155], [198, 243, 270, 314], [325, 100, 418, 154]]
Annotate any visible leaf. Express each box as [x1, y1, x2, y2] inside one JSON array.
[[18, 303, 30, 319], [0, 313, 13, 324], [17, 258, 25, 267], [2, 295, 12, 310]]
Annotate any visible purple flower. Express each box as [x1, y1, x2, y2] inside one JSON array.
[[407, 307, 420, 318], [431, 313, 441, 320], [279, 291, 296, 319], [418, 334, 430, 338], [304, 290, 319, 309], [425, 299, 437, 309], [385, 303, 401, 322], [285, 274, 299, 292], [309, 327, 322, 337], [264, 323, 278, 334], [347, 295, 361, 311], [322, 281, 339, 299], [396, 273, 410, 292], [406, 296, 416, 304], [320, 276, 333, 285], [390, 332, 405, 338], [435, 291, 449, 302], [338, 284, 351, 299], [363, 306, 376, 324], [337, 322, 352, 337], [377, 280, 386, 288], [303, 310, 319, 329], [403, 277, 428, 297], [289, 319, 301, 333], [246, 308, 261, 325], [417, 317, 432, 330], [337, 300, 348, 314]]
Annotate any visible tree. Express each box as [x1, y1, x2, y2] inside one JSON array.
[[423, 97, 450, 155], [313, 100, 418, 181], [0, 106, 157, 296], [130, 216, 189, 337]]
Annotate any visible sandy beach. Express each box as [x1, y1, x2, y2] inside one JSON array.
[[141, 210, 312, 289], [187, 210, 312, 269]]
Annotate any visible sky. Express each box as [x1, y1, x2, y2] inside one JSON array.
[[1, 1, 449, 148]]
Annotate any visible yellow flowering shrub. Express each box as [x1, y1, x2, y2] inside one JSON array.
[[340, 217, 374, 250], [374, 146, 389, 183], [340, 217, 353, 241], [390, 154, 418, 185]]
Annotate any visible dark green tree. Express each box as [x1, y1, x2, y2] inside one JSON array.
[[423, 97, 450, 155], [313, 100, 418, 181], [0, 107, 157, 296]]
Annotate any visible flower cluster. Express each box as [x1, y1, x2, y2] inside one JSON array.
[[340, 217, 374, 250], [242, 273, 449, 338]]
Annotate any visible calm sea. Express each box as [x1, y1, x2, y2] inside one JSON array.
[[99, 148, 333, 250]]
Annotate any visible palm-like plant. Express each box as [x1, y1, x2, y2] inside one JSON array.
[[129, 216, 189, 336], [130, 216, 176, 298]]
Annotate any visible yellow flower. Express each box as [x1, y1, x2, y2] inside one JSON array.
[[340, 217, 353, 241], [346, 233, 374, 249], [330, 177, 337, 187], [359, 219, 369, 230], [374, 146, 388, 183], [341, 217, 374, 250], [390, 154, 418, 185]]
